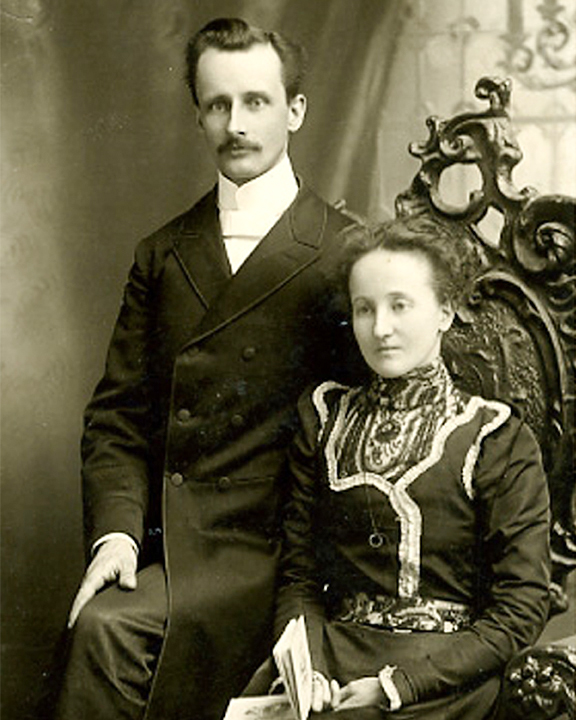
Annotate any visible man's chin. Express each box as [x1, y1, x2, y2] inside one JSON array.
[[221, 163, 262, 185]]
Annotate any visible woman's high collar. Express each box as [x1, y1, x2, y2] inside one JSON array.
[[364, 358, 452, 412]]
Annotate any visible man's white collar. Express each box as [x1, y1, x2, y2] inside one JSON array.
[[218, 155, 298, 214]]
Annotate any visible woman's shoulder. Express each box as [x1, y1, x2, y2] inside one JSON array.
[[296, 380, 358, 434], [460, 394, 544, 496], [439, 391, 543, 497], [311, 379, 354, 410], [461, 393, 512, 428], [461, 393, 535, 443]]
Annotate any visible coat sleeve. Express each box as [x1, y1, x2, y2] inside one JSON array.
[[81, 237, 159, 552], [274, 389, 331, 676], [392, 418, 551, 706]]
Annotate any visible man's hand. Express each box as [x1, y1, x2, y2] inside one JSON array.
[[68, 536, 137, 628], [336, 677, 385, 710], [311, 671, 340, 713]]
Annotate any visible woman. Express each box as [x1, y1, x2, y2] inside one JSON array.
[[273, 216, 551, 719]]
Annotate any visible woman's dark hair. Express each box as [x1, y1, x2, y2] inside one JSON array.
[[338, 214, 480, 310], [185, 17, 307, 105]]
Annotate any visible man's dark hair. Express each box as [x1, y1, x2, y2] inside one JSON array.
[[186, 17, 307, 105]]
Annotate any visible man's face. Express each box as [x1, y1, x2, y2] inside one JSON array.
[[195, 44, 306, 185]]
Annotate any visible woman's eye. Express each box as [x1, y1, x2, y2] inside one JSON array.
[[354, 304, 372, 316], [392, 301, 408, 312]]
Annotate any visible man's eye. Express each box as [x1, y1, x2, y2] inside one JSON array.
[[247, 97, 265, 109], [209, 101, 228, 113]]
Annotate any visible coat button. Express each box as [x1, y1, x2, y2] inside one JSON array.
[[231, 413, 244, 428], [170, 472, 184, 487], [176, 408, 191, 422], [217, 476, 232, 491], [242, 346, 256, 361]]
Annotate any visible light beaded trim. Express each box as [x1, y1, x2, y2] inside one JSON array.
[[311, 381, 351, 438], [461, 399, 510, 499], [378, 665, 401, 711]]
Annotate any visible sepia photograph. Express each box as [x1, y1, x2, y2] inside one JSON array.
[[2, 1, 575, 718]]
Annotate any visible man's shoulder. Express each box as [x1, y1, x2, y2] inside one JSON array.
[[293, 182, 366, 255], [136, 188, 217, 253], [299, 182, 364, 227]]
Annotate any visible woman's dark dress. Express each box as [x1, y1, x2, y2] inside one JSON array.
[[275, 362, 550, 719]]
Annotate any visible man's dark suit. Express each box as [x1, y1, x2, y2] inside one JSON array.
[[75, 183, 360, 720]]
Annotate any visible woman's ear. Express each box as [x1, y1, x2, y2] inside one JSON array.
[[195, 107, 204, 131], [439, 302, 455, 333]]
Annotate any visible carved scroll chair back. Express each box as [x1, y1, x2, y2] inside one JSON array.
[[395, 77, 575, 719]]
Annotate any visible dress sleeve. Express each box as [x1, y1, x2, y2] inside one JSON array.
[[393, 418, 551, 705], [81, 238, 158, 552], [274, 389, 330, 674]]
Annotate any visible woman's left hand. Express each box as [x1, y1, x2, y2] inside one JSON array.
[[311, 671, 341, 712], [336, 677, 385, 709]]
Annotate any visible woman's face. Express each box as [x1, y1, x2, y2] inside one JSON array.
[[349, 248, 454, 378]]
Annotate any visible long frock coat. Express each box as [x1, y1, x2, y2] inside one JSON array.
[[80, 183, 361, 720]]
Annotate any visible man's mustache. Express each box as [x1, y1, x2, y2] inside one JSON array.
[[218, 138, 261, 154]]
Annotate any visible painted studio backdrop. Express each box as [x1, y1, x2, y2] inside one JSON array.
[[2, 1, 575, 717]]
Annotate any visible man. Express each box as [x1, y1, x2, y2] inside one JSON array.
[[55, 17, 361, 720]]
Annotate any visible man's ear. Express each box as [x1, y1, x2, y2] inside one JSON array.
[[287, 94, 307, 133]]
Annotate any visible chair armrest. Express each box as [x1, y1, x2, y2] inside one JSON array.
[[501, 643, 576, 719]]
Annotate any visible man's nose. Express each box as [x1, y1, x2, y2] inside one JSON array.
[[227, 102, 246, 135]]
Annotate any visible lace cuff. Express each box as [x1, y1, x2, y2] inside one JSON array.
[[378, 665, 402, 711]]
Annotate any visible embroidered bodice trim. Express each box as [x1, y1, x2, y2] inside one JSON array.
[[311, 364, 511, 599], [348, 362, 464, 482]]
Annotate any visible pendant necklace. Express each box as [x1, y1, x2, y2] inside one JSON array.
[[363, 477, 387, 549], [373, 416, 402, 444]]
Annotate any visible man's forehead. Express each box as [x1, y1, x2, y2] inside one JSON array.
[[196, 44, 284, 88]]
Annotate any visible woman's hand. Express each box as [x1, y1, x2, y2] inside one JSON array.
[[336, 676, 385, 709], [311, 671, 340, 712]]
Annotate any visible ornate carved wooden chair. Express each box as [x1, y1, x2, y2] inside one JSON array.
[[395, 76, 575, 720]]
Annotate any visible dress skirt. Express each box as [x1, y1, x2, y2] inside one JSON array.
[[317, 621, 502, 720]]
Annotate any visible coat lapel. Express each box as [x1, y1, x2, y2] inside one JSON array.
[[169, 183, 329, 346], [171, 188, 231, 309], [186, 183, 328, 345]]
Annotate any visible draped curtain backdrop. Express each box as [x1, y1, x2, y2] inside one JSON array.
[[2, 1, 574, 717]]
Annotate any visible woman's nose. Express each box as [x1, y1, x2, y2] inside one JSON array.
[[372, 309, 393, 338]]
